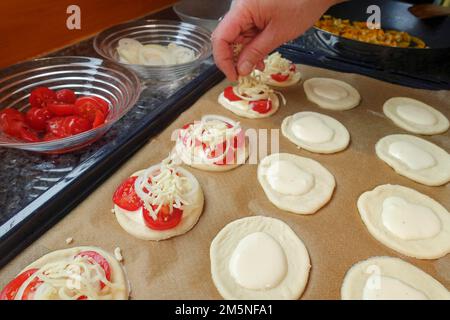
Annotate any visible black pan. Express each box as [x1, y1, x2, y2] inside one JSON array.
[[313, 0, 450, 77]]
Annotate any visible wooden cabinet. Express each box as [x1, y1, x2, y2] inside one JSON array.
[[0, 0, 176, 68]]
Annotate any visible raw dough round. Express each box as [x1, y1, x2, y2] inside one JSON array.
[[281, 111, 350, 153], [383, 97, 449, 135], [341, 256, 450, 300], [218, 92, 280, 119], [210, 216, 311, 300], [175, 115, 248, 172], [114, 167, 204, 241], [17, 246, 129, 300], [375, 134, 450, 186], [304, 78, 361, 110], [257, 153, 335, 214], [357, 184, 450, 259]]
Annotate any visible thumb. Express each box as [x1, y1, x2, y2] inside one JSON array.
[[236, 26, 280, 76]]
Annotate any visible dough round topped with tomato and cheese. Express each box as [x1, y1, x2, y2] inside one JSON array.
[[113, 157, 204, 241], [0, 246, 129, 300], [252, 52, 302, 87], [218, 76, 285, 119], [210, 216, 311, 300], [175, 115, 248, 171]]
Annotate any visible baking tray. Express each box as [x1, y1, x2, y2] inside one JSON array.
[[0, 6, 448, 270], [1, 64, 447, 299]]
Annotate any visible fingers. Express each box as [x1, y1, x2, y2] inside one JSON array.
[[236, 24, 280, 76], [212, 12, 242, 81]]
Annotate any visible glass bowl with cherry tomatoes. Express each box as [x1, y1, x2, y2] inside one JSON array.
[[94, 20, 212, 82], [0, 56, 141, 153]]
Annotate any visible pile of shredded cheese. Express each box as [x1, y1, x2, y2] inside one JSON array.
[[262, 52, 292, 76], [16, 255, 116, 300], [134, 157, 194, 220], [178, 116, 242, 164], [234, 75, 273, 101]]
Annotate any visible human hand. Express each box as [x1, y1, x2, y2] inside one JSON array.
[[212, 0, 340, 81]]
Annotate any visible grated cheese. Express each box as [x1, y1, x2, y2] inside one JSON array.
[[177, 115, 243, 165], [134, 157, 195, 220], [15, 255, 119, 300]]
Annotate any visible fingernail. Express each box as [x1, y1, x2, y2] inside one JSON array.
[[238, 61, 254, 75]]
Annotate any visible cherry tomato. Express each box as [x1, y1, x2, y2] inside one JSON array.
[[113, 176, 143, 211], [223, 86, 242, 101], [0, 269, 39, 300], [75, 100, 101, 122], [92, 109, 106, 128], [271, 73, 290, 82], [29, 87, 56, 109], [43, 132, 59, 141], [21, 277, 43, 300], [289, 64, 296, 72], [250, 100, 272, 114], [76, 251, 111, 290], [143, 205, 183, 230], [90, 97, 110, 115], [25, 107, 52, 131], [56, 89, 77, 104], [46, 117, 67, 137], [47, 102, 76, 116], [62, 116, 92, 135], [0, 108, 24, 136]]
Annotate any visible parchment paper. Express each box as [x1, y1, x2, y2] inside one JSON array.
[[1, 65, 449, 299]]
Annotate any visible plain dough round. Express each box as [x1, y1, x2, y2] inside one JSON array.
[[218, 92, 280, 119], [357, 184, 450, 259], [341, 256, 450, 300], [375, 134, 450, 186], [304, 78, 361, 110], [257, 153, 335, 214], [114, 168, 204, 241], [281, 111, 350, 153], [21, 246, 129, 300], [383, 97, 449, 135], [210, 216, 311, 300]]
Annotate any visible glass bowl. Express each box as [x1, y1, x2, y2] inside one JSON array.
[[93, 19, 212, 82], [0, 56, 141, 154], [173, 0, 233, 32]]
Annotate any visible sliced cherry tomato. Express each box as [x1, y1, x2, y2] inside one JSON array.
[[62, 116, 92, 135], [76, 251, 112, 290], [0, 269, 39, 300], [75, 100, 101, 123], [25, 107, 52, 131], [46, 117, 67, 137], [43, 132, 59, 141], [0, 108, 25, 123], [47, 102, 76, 116], [271, 73, 290, 82], [29, 87, 56, 109], [90, 97, 110, 115], [17, 124, 40, 142], [113, 176, 143, 211], [56, 89, 77, 104], [0, 109, 24, 136], [289, 64, 296, 72], [92, 109, 106, 128], [223, 86, 242, 101], [21, 277, 43, 300], [143, 205, 183, 230], [250, 99, 272, 114]]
